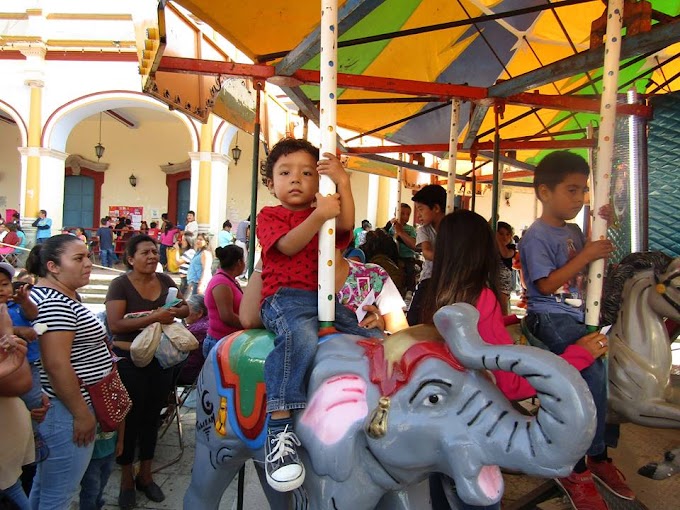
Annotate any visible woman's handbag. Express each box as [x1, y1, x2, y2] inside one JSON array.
[[130, 322, 161, 367], [154, 322, 199, 369], [81, 364, 132, 432]]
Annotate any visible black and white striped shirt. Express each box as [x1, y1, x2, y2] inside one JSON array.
[[31, 287, 113, 404]]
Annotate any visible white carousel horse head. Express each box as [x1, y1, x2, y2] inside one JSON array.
[[602, 252, 680, 429]]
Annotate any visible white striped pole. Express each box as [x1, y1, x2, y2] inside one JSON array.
[[318, 0, 338, 325], [585, 0, 624, 329], [446, 100, 461, 214]]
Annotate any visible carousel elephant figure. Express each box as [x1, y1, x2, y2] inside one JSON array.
[[184, 303, 596, 509]]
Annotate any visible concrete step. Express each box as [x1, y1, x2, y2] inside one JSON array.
[[78, 270, 182, 305]]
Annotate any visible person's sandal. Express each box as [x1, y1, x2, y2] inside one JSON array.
[[135, 478, 166, 502]]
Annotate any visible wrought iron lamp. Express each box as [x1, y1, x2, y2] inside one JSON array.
[[129, 173, 137, 187], [231, 132, 242, 165], [94, 112, 105, 161]]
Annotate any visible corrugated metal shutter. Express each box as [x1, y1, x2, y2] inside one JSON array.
[[648, 93, 680, 258]]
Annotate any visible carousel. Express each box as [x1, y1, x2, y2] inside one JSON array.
[[135, 1, 680, 508]]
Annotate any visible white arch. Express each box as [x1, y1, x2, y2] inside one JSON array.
[[214, 120, 238, 155], [42, 91, 199, 152], [0, 100, 29, 147]]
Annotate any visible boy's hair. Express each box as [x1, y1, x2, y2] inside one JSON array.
[[400, 203, 411, 210], [422, 210, 501, 324], [39, 209, 47, 216], [260, 138, 320, 186], [187, 210, 195, 216], [100, 218, 107, 226], [150, 221, 157, 228], [533, 151, 590, 196], [223, 220, 232, 229], [497, 221, 513, 234], [361, 219, 372, 229], [412, 184, 446, 211]]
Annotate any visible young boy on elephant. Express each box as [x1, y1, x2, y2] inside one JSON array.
[[257, 138, 383, 492], [520, 151, 634, 509]]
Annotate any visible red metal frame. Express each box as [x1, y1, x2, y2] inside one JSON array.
[[157, 56, 651, 117], [347, 139, 596, 154]]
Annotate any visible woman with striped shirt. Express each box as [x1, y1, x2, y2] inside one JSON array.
[[26, 235, 113, 509]]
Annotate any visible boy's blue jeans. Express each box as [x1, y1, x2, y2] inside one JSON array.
[[79, 453, 115, 510], [526, 312, 618, 456], [261, 288, 383, 413], [99, 248, 115, 268]]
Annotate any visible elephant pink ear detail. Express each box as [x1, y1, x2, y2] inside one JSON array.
[[300, 374, 368, 444]]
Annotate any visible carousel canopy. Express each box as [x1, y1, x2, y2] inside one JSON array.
[[162, 0, 680, 169]]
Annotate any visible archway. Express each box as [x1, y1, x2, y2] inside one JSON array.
[[0, 103, 27, 220], [42, 92, 199, 229]]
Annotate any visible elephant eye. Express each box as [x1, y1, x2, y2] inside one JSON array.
[[422, 391, 446, 407]]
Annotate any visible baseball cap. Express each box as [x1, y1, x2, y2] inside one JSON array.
[[0, 262, 15, 280]]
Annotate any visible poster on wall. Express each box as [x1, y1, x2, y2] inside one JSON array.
[[109, 206, 144, 230]]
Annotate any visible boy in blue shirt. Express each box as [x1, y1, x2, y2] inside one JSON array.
[[520, 151, 634, 509], [96, 218, 115, 268]]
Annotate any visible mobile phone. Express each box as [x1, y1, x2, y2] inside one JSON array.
[[162, 298, 183, 309], [12, 282, 33, 292]]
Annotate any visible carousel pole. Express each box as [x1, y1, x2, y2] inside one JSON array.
[[585, 0, 624, 330], [470, 151, 477, 212], [446, 99, 461, 213], [490, 104, 504, 231], [247, 82, 263, 277], [318, 0, 338, 326], [395, 160, 403, 220]]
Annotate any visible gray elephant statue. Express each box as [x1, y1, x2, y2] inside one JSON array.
[[602, 252, 680, 428], [184, 303, 596, 509]]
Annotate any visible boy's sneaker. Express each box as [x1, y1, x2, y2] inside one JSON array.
[[587, 458, 635, 500], [264, 425, 305, 492], [554, 470, 608, 510]]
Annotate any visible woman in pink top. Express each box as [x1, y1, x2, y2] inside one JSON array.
[[202, 245, 245, 357], [423, 210, 609, 510]]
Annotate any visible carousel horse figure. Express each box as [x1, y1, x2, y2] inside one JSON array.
[[184, 304, 596, 510], [601, 251, 680, 428]]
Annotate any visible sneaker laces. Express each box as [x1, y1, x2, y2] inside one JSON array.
[[266, 425, 302, 464]]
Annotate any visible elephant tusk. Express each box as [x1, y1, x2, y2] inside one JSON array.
[[367, 396, 390, 439], [215, 397, 227, 437]]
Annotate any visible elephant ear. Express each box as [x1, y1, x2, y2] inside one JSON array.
[[297, 373, 368, 482]]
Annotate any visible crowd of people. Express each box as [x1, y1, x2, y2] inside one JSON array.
[[0, 140, 633, 510]]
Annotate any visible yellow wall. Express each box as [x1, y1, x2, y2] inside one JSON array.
[[0, 121, 22, 214], [65, 113, 191, 225]]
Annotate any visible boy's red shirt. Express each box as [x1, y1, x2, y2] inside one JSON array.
[[257, 205, 349, 302]]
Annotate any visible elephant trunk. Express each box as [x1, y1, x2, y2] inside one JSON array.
[[433, 304, 596, 478]]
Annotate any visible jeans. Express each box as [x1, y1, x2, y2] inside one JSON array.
[[20, 363, 43, 411], [99, 248, 115, 268], [29, 400, 95, 510], [113, 354, 174, 465], [261, 288, 383, 412], [407, 278, 430, 325], [202, 333, 221, 359], [79, 453, 114, 510], [525, 312, 616, 456], [2, 480, 30, 510]]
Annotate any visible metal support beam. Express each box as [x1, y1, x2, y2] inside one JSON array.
[[346, 138, 595, 154], [489, 18, 680, 98], [477, 151, 535, 172], [281, 86, 346, 151], [463, 104, 489, 149], [158, 57, 651, 117], [359, 154, 448, 178], [276, 0, 386, 75]]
